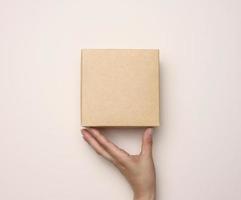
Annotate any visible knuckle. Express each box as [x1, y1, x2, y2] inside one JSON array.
[[95, 150, 101, 156]]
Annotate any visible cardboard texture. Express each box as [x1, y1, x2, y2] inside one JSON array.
[[81, 49, 160, 127]]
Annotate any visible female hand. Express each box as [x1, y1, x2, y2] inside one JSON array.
[[81, 128, 156, 200]]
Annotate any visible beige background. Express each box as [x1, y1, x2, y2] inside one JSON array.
[[0, 0, 241, 200]]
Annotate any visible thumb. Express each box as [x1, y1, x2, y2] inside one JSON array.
[[141, 128, 153, 156]]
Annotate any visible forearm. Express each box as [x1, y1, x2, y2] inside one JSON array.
[[134, 195, 155, 200]]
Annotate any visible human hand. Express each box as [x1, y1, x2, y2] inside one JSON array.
[[81, 128, 156, 200]]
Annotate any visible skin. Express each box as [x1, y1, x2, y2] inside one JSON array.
[[81, 128, 156, 200]]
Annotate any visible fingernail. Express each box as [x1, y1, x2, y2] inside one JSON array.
[[89, 127, 97, 132], [147, 128, 153, 136]]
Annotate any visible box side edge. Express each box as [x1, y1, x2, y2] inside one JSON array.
[[80, 50, 83, 126]]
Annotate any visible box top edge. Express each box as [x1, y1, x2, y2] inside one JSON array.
[[81, 48, 159, 51]]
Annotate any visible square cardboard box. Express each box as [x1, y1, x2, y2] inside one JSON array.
[[80, 49, 160, 127]]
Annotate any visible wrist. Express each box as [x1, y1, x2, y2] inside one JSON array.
[[134, 190, 155, 200]]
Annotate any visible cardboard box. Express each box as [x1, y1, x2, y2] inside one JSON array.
[[80, 49, 160, 127]]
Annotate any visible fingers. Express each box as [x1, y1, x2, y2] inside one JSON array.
[[87, 128, 129, 163], [141, 128, 153, 157], [82, 129, 113, 162]]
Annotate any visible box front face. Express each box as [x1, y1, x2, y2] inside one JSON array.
[[81, 49, 160, 127]]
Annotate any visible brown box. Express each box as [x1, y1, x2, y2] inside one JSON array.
[[80, 49, 160, 127]]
